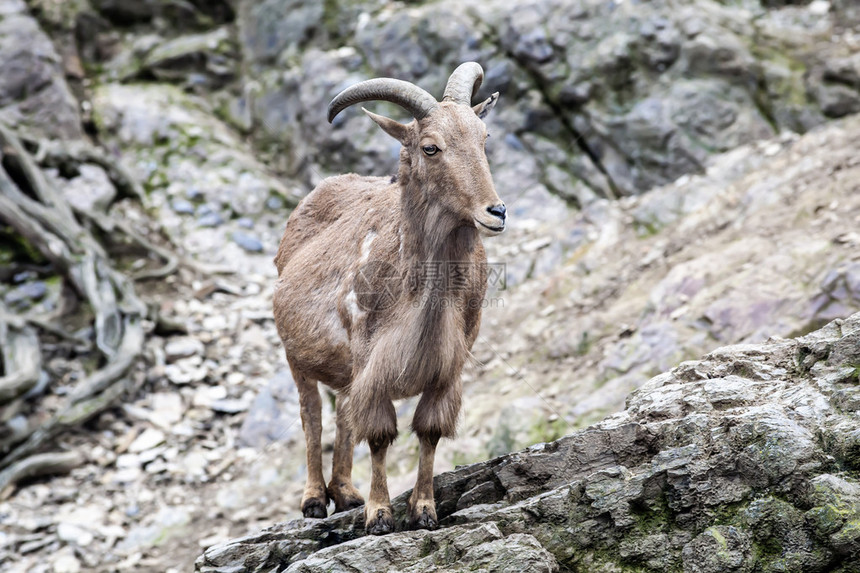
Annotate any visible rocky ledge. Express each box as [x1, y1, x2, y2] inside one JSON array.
[[196, 313, 860, 573]]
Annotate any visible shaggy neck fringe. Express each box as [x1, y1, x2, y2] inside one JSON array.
[[400, 176, 479, 298]]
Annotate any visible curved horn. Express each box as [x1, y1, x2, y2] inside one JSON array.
[[328, 78, 438, 123], [442, 62, 484, 105]]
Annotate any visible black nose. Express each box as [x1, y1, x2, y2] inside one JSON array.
[[487, 204, 506, 220]]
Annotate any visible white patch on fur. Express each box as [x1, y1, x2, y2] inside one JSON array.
[[345, 289, 362, 322], [327, 309, 349, 344], [360, 231, 377, 263]]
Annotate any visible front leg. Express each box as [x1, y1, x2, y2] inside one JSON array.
[[408, 433, 440, 529], [408, 379, 462, 529], [348, 383, 398, 534]]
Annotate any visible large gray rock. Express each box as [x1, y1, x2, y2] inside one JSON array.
[[197, 312, 860, 572], [464, 111, 860, 464], [233, 0, 859, 203], [0, 0, 82, 139]]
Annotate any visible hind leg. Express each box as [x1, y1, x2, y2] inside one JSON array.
[[327, 393, 364, 513], [294, 370, 328, 518]]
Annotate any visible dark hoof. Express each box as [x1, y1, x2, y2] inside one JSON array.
[[366, 508, 395, 535], [328, 484, 365, 514], [302, 498, 328, 519], [334, 496, 365, 514], [409, 506, 438, 530]]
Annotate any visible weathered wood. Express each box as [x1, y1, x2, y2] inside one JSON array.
[[0, 124, 148, 472], [0, 317, 42, 404], [0, 450, 84, 498]]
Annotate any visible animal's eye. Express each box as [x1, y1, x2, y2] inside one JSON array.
[[422, 145, 438, 156]]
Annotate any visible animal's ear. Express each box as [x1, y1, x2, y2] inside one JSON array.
[[362, 108, 409, 144], [473, 92, 499, 120]]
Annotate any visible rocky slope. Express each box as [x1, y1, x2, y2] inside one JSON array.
[[197, 312, 860, 572], [0, 0, 859, 572]]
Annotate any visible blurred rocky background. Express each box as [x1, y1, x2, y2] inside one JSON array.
[[0, 0, 858, 571]]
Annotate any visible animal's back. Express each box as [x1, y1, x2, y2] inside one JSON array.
[[275, 174, 391, 272], [273, 173, 398, 387]]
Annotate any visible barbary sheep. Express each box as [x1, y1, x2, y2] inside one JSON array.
[[273, 62, 505, 534]]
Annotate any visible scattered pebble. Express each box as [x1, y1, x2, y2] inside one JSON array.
[[57, 523, 95, 547], [4, 281, 47, 306], [193, 385, 228, 408], [231, 231, 263, 252], [52, 553, 81, 573], [197, 212, 224, 227], [149, 393, 185, 428], [128, 428, 166, 453], [165, 337, 205, 362], [165, 363, 208, 385], [210, 398, 250, 414], [171, 199, 195, 214], [809, 0, 830, 15]]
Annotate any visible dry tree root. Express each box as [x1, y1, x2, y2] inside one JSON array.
[[22, 131, 236, 279], [0, 124, 150, 489], [0, 317, 41, 404], [0, 451, 84, 500]]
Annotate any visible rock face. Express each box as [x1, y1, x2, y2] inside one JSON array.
[[197, 312, 860, 573], [235, 0, 860, 202], [0, 0, 82, 139], [2, 1, 860, 571]]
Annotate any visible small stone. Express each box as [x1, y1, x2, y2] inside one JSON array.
[[116, 453, 141, 468], [210, 398, 249, 414], [145, 459, 170, 474], [182, 451, 209, 476], [193, 385, 228, 408], [237, 217, 254, 229], [57, 523, 95, 547], [808, 0, 830, 15], [4, 281, 47, 306], [164, 337, 205, 362], [202, 315, 228, 331], [265, 196, 283, 210], [231, 231, 263, 252], [149, 392, 184, 428], [226, 372, 245, 385], [763, 142, 781, 157], [165, 363, 208, 385], [171, 199, 195, 214], [128, 428, 166, 453], [52, 553, 81, 573], [197, 212, 224, 227], [53, 164, 117, 213], [138, 446, 166, 464]]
